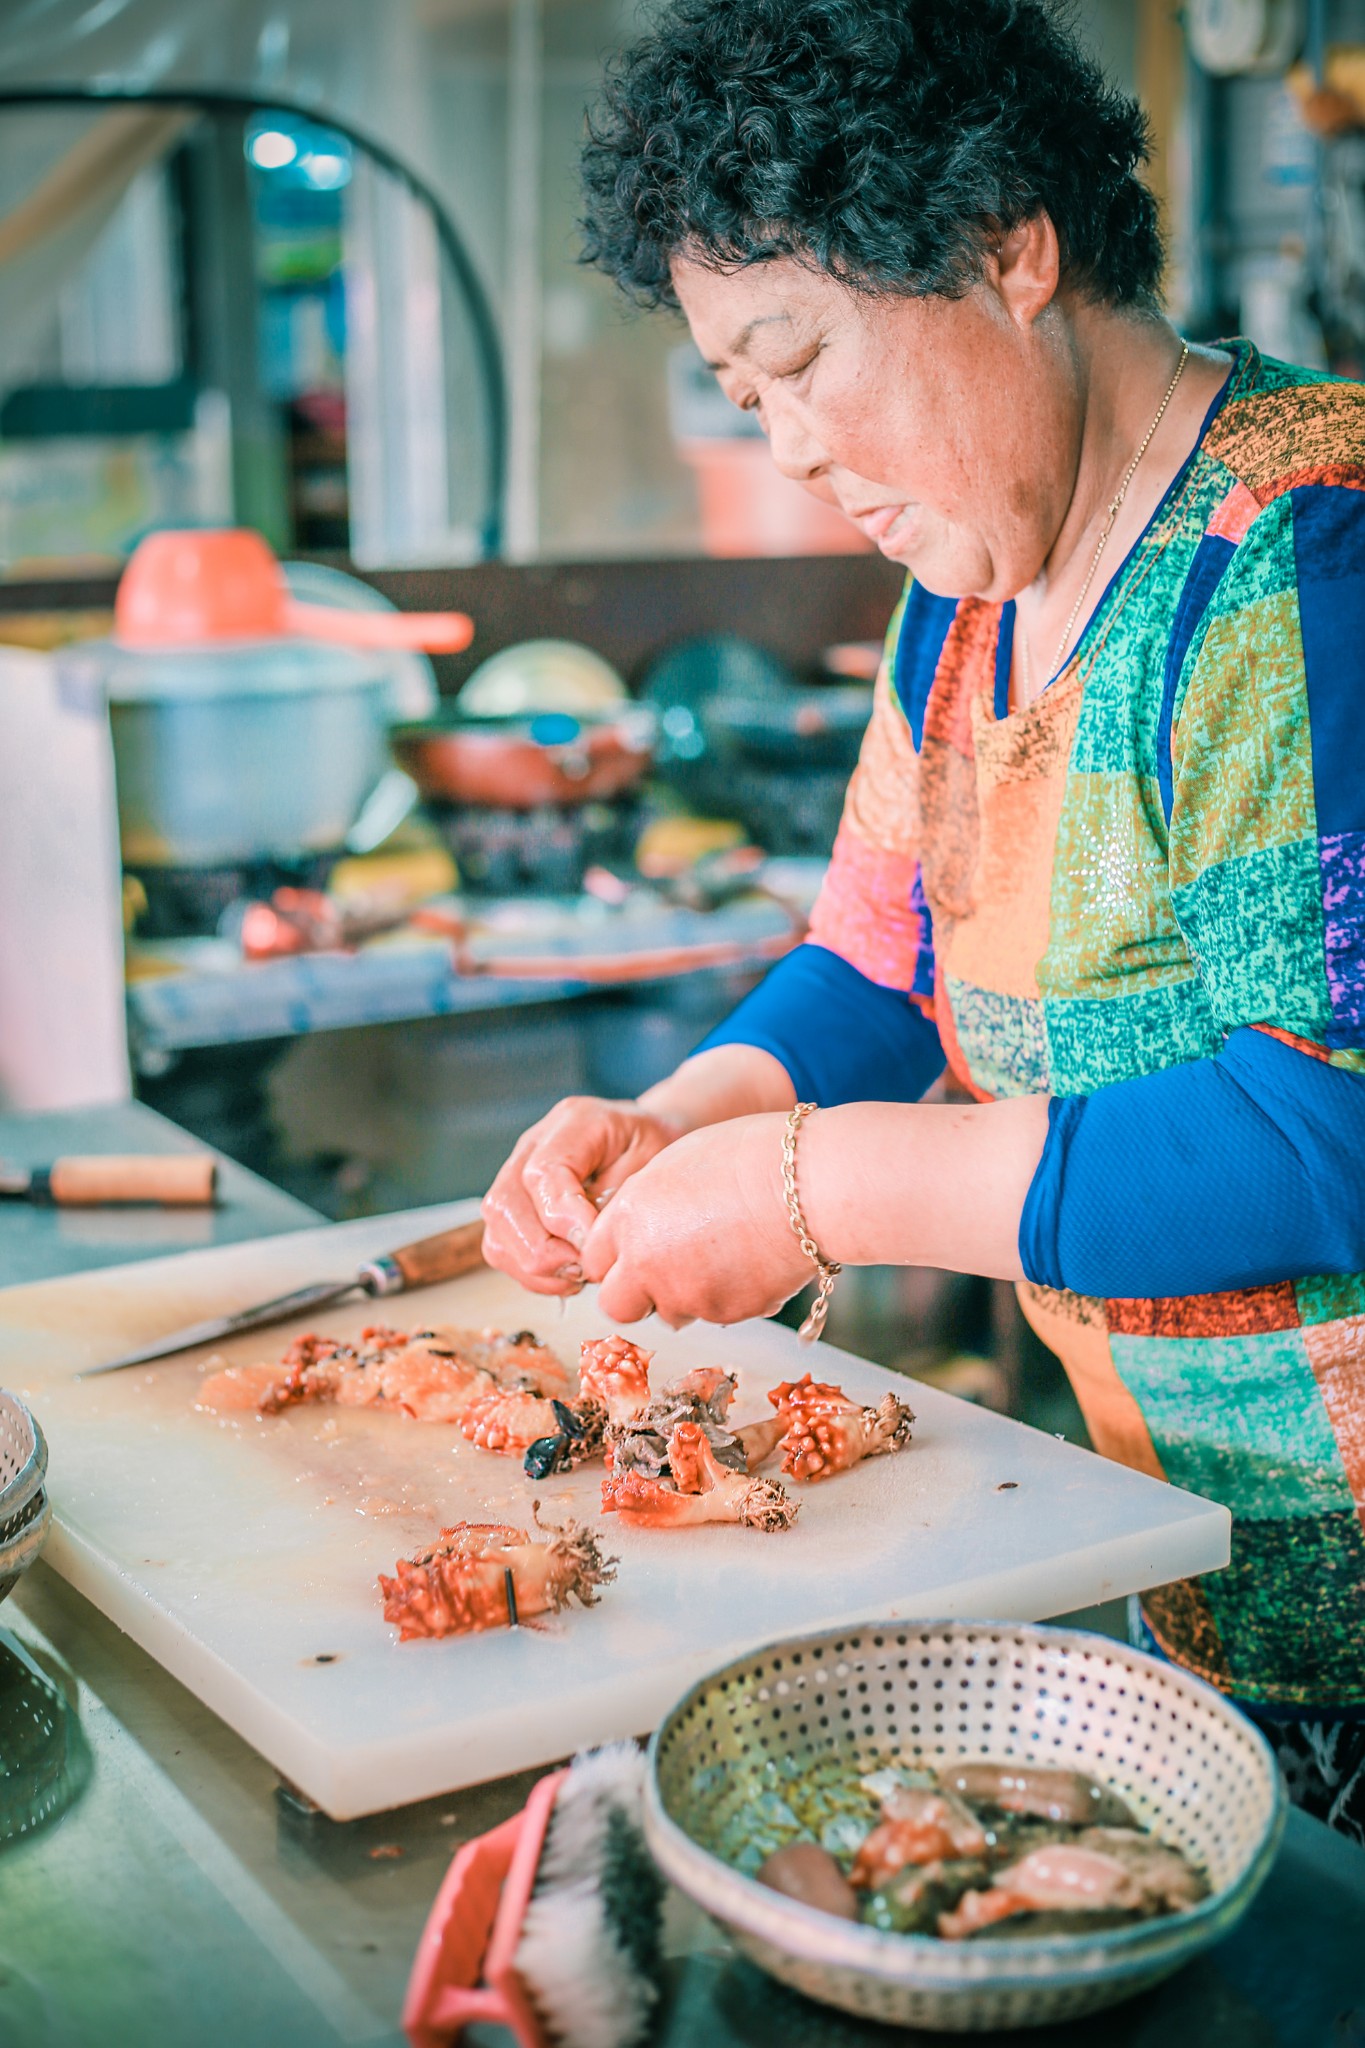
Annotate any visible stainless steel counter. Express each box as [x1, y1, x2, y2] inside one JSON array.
[[1, 1102, 1362, 2048], [0, 1100, 319, 1285]]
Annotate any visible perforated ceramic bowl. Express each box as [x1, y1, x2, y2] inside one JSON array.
[[0, 1393, 51, 1605], [645, 1620, 1284, 2033]]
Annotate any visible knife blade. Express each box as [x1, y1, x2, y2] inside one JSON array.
[[82, 1218, 486, 1375]]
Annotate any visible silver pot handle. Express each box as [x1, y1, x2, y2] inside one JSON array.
[[345, 768, 419, 854]]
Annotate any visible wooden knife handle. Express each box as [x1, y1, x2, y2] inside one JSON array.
[[45, 1155, 219, 1207], [384, 1219, 486, 1291]]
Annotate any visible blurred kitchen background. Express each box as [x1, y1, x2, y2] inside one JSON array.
[[0, 0, 1356, 1432]]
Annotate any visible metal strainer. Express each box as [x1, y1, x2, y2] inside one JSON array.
[[645, 1620, 1284, 2034], [0, 1393, 51, 1606]]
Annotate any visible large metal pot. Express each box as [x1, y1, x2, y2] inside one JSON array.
[[62, 637, 394, 868]]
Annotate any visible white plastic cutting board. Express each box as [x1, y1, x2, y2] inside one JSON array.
[[0, 1203, 1230, 1818]]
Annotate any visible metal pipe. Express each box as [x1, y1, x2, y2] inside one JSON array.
[[0, 84, 507, 558], [504, 0, 544, 563]]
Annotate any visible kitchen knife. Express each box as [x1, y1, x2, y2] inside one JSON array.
[[1, 1155, 218, 1207], [82, 1218, 486, 1375]]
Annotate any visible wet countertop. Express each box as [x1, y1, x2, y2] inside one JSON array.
[[0, 1100, 319, 1285], [1, 1104, 1363, 2048]]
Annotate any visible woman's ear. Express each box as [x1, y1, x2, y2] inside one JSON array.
[[983, 212, 1062, 331]]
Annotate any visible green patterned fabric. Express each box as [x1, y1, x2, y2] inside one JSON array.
[[807, 340, 1365, 1705]]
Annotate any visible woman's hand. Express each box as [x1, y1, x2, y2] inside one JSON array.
[[581, 1113, 812, 1325], [577, 1094, 1050, 1324], [481, 1046, 799, 1297], [481, 1096, 681, 1294]]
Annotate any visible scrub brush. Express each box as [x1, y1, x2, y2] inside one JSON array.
[[403, 1742, 664, 2048]]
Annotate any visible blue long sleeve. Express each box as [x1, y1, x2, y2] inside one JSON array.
[[694, 942, 946, 1106], [1020, 1027, 1365, 1299]]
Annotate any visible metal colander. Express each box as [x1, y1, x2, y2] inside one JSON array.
[[0, 1394, 50, 1606], [645, 1620, 1284, 2034]]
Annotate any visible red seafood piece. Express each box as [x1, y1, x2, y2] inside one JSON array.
[[460, 1387, 604, 1462], [851, 1788, 989, 1889], [579, 1334, 654, 1425], [601, 1421, 797, 1531], [936, 1832, 1207, 1939], [773, 1375, 915, 1482], [197, 1324, 570, 1432], [669, 1366, 736, 1414], [665, 1417, 710, 1494], [378, 1518, 616, 1640]]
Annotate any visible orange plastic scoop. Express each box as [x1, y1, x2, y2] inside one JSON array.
[[115, 529, 473, 654]]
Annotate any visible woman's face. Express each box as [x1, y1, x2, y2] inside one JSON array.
[[672, 242, 1083, 602]]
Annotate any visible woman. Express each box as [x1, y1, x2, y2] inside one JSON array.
[[483, 0, 1365, 1836]]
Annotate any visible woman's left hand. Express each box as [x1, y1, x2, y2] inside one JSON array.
[[580, 1112, 813, 1325]]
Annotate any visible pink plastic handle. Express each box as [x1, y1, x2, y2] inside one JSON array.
[[403, 1771, 567, 2048], [285, 600, 475, 655]]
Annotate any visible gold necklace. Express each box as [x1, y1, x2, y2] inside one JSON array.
[[1019, 338, 1190, 698]]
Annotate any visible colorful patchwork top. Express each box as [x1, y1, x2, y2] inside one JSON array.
[[703, 341, 1365, 1710]]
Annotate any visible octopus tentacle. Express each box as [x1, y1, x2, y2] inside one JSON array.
[[462, 1388, 605, 1461], [378, 1516, 616, 1640], [736, 1413, 787, 1472], [200, 1324, 574, 1446], [770, 1376, 915, 1482], [669, 1367, 737, 1421], [578, 1334, 653, 1426], [601, 1419, 798, 1531]]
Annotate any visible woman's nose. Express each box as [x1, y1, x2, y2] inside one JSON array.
[[763, 398, 826, 484]]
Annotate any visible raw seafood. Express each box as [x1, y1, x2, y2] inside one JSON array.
[[717, 1754, 1207, 1944], [604, 1371, 749, 1481], [937, 1826, 1208, 1938], [941, 1762, 1137, 1829], [670, 1366, 738, 1413], [735, 1411, 788, 1472], [767, 1376, 915, 1482], [577, 1334, 654, 1425], [734, 1374, 915, 1480], [757, 1844, 859, 1919], [526, 1333, 661, 1476], [595, 1357, 914, 1527], [862, 1859, 994, 1936], [850, 1787, 989, 1888], [602, 1420, 797, 1531], [198, 1325, 604, 1464], [378, 1515, 616, 1641]]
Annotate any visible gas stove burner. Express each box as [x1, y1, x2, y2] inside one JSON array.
[[127, 855, 339, 940], [722, 768, 849, 859], [432, 801, 640, 896]]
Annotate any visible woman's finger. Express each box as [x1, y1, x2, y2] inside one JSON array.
[[579, 1202, 619, 1284], [523, 1156, 601, 1251], [482, 1167, 583, 1285], [596, 1262, 658, 1323]]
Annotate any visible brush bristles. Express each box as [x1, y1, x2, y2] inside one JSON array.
[[515, 1743, 663, 2048]]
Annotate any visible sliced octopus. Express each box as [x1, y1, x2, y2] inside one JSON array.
[[197, 1324, 604, 1463], [379, 1514, 616, 1640]]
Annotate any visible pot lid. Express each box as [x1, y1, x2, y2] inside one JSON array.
[[458, 638, 628, 718], [82, 635, 394, 703]]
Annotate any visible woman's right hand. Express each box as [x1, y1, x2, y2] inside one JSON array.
[[480, 1096, 682, 1294]]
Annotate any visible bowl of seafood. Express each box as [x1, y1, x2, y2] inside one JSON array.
[[0, 1393, 50, 1606], [645, 1620, 1284, 2033]]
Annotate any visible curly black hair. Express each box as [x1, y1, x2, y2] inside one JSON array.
[[580, 0, 1163, 311]]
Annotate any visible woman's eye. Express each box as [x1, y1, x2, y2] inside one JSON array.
[[778, 351, 819, 382]]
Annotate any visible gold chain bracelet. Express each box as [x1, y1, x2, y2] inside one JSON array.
[[781, 1102, 841, 1343]]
